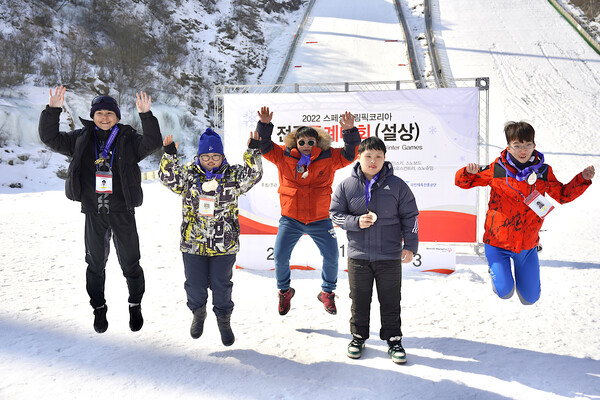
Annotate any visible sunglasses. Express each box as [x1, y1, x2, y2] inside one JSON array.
[[199, 154, 223, 162], [91, 95, 118, 106], [298, 139, 315, 147]]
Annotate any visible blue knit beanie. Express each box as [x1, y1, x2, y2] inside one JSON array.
[[90, 95, 121, 120], [197, 128, 224, 155]]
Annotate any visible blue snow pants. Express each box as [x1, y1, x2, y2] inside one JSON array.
[[274, 216, 339, 293], [484, 244, 541, 305], [182, 253, 236, 316]]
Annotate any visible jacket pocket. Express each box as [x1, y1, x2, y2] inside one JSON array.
[[278, 185, 298, 212]]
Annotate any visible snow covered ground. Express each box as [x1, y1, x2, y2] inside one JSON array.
[[1, 0, 599, 399]]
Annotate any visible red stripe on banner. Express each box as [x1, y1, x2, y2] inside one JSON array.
[[239, 215, 278, 234], [294, 65, 302, 68], [240, 211, 476, 241], [398, 63, 406, 66], [422, 269, 455, 275], [418, 211, 476, 242], [290, 264, 316, 270], [306, 41, 318, 44], [385, 39, 399, 42], [236, 265, 275, 270]]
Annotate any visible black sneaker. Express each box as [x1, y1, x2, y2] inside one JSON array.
[[216, 314, 235, 346], [347, 335, 365, 359], [93, 304, 108, 334], [190, 305, 207, 339], [387, 336, 407, 364], [129, 304, 143, 332]]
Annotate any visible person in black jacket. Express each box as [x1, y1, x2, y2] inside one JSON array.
[[38, 85, 163, 334], [330, 136, 419, 364]]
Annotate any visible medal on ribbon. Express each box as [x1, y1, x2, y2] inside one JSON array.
[[526, 173, 537, 185], [202, 179, 219, 192]]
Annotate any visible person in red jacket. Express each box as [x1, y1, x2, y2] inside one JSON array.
[[256, 106, 360, 315], [456, 121, 594, 304]]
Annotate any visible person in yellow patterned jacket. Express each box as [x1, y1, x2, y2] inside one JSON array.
[[159, 128, 262, 346]]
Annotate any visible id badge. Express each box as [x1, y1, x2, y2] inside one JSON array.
[[198, 195, 216, 217], [524, 190, 554, 219], [96, 171, 113, 194]]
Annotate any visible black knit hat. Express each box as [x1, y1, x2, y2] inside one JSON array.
[[90, 95, 121, 120]]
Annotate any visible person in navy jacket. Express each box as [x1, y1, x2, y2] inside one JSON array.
[[330, 136, 419, 364]]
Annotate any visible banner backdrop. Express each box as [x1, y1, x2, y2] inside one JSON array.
[[223, 88, 479, 272]]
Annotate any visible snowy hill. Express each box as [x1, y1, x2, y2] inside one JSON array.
[[1, 0, 599, 399], [0, 0, 306, 153]]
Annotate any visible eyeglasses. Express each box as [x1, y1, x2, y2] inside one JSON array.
[[509, 143, 535, 151], [298, 139, 315, 147], [92, 95, 118, 106], [199, 154, 223, 162]]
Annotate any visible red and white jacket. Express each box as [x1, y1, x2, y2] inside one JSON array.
[[455, 149, 592, 253]]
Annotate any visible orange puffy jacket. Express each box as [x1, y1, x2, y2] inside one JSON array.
[[455, 149, 592, 253], [257, 121, 360, 224]]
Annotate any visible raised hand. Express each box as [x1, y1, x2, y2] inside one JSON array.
[[257, 106, 273, 124], [163, 134, 178, 150], [49, 85, 66, 108], [465, 163, 479, 174], [582, 165, 595, 180], [339, 111, 355, 130], [247, 131, 259, 147], [136, 92, 152, 113]]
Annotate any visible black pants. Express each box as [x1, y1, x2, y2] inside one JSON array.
[[182, 253, 236, 317], [84, 212, 145, 308], [348, 257, 402, 341]]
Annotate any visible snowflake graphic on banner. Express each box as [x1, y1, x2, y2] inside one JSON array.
[[242, 110, 256, 131]]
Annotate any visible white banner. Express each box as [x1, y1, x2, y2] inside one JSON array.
[[223, 88, 479, 272]]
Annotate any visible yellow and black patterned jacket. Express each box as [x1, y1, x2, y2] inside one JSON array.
[[159, 145, 262, 256]]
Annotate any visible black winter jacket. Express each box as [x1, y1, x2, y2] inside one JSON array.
[[38, 106, 162, 211], [330, 161, 419, 261]]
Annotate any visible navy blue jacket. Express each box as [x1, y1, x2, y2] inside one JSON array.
[[330, 161, 419, 261]]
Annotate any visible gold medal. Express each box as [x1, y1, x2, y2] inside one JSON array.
[[95, 158, 105, 165]]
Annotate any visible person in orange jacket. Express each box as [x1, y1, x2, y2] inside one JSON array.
[[456, 121, 594, 304], [256, 106, 360, 316]]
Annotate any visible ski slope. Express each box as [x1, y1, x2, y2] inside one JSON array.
[[282, 0, 415, 84], [0, 0, 599, 399]]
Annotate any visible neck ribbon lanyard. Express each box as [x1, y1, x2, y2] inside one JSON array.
[[296, 153, 311, 169], [499, 150, 545, 182], [94, 125, 119, 167], [197, 166, 225, 193], [498, 151, 546, 199], [364, 172, 380, 207]]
